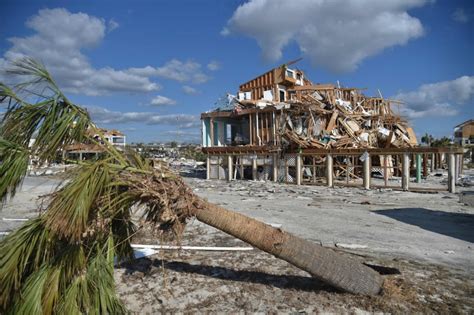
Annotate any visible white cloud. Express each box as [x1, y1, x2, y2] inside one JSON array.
[[86, 106, 198, 127], [393, 76, 474, 119], [150, 95, 177, 106], [128, 59, 210, 84], [2, 8, 160, 96], [1, 8, 212, 96], [452, 8, 470, 23], [182, 85, 200, 95], [207, 60, 221, 71], [223, 0, 428, 72], [108, 19, 120, 32]]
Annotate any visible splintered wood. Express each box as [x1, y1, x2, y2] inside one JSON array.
[[275, 86, 417, 149], [204, 64, 417, 150]]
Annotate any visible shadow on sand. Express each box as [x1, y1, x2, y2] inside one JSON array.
[[122, 258, 338, 293], [373, 208, 474, 243]]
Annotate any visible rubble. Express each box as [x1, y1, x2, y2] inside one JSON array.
[[202, 60, 417, 150]]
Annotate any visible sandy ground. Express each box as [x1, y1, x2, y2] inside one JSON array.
[[1, 172, 473, 313]]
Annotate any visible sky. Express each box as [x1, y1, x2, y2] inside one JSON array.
[[0, 0, 473, 144]]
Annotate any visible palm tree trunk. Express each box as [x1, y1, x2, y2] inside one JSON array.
[[195, 200, 383, 295]]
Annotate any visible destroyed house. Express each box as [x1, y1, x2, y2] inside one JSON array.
[[201, 61, 417, 150], [64, 128, 126, 160], [200, 61, 463, 193]]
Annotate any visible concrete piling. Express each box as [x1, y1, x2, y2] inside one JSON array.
[[363, 154, 370, 190], [402, 153, 410, 191], [326, 154, 333, 188]]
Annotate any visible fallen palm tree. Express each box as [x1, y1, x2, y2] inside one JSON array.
[[0, 58, 383, 314]]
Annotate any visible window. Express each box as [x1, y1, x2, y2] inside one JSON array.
[[279, 90, 285, 101], [286, 69, 294, 78], [112, 137, 125, 144]]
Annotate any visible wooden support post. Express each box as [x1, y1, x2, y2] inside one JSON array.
[[206, 156, 211, 180], [273, 153, 278, 182], [326, 154, 333, 188], [363, 154, 370, 190], [448, 153, 456, 193], [416, 154, 422, 183], [252, 157, 258, 181], [423, 154, 428, 177], [296, 154, 302, 186], [227, 155, 233, 181], [430, 153, 435, 172], [402, 153, 410, 191]]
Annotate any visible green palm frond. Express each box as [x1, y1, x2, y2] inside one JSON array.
[[7, 58, 61, 97], [0, 218, 55, 308], [0, 138, 29, 203], [0, 58, 93, 202], [44, 161, 114, 241]]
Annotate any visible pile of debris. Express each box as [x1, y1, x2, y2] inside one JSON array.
[[217, 85, 417, 149], [205, 60, 417, 150]]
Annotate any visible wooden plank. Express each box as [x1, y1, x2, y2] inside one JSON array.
[[406, 127, 418, 145], [326, 110, 339, 132], [288, 84, 336, 91]]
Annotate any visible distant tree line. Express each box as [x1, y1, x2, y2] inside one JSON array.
[[420, 133, 453, 147]]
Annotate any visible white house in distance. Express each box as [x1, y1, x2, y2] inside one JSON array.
[[101, 129, 126, 150]]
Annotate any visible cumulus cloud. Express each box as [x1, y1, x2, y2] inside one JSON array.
[[452, 8, 470, 23], [86, 106, 198, 127], [2, 8, 160, 95], [182, 85, 200, 95], [128, 59, 210, 84], [207, 60, 221, 71], [1, 8, 212, 96], [223, 0, 428, 72], [150, 95, 177, 106], [393, 76, 474, 119]]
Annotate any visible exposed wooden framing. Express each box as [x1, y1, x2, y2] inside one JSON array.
[[203, 145, 462, 156], [249, 113, 253, 145], [265, 113, 270, 144]]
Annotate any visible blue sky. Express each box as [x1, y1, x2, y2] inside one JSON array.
[[1, 0, 473, 143]]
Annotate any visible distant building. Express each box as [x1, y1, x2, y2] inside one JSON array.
[[100, 129, 126, 150], [65, 128, 126, 160], [454, 119, 474, 147]]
